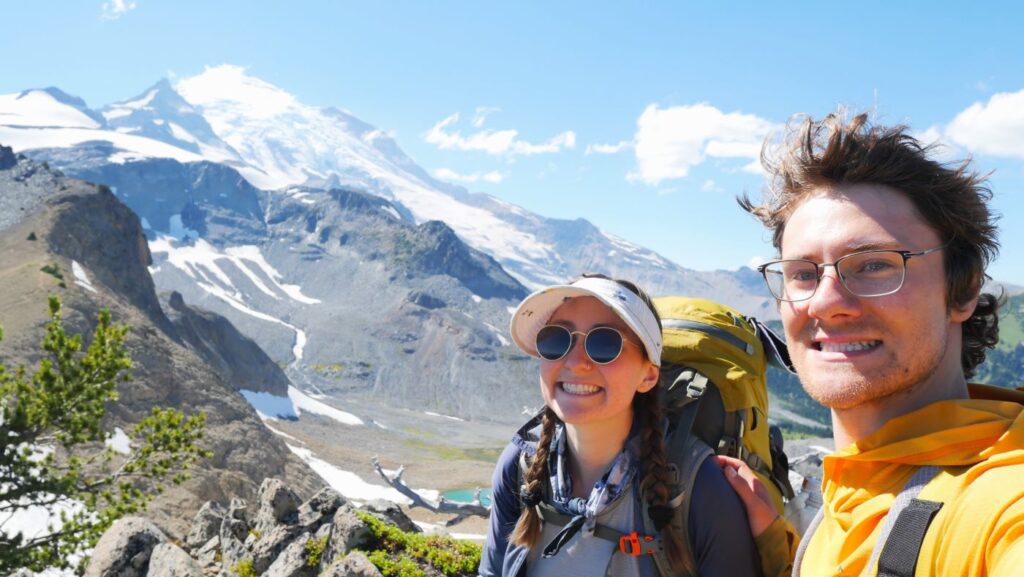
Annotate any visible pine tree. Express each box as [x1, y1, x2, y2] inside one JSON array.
[[0, 296, 212, 574]]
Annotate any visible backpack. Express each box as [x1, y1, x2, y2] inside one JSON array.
[[517, 296, 797, 576], [641, 296, 796, 576]]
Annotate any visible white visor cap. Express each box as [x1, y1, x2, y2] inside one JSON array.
[[509, 276, 662, 366]]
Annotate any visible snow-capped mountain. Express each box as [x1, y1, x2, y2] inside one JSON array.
[[0, 65, 774, 317]]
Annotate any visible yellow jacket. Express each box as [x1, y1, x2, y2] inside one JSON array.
[[799, 384, 1024, 577]]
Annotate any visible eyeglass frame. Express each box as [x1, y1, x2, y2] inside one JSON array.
[[534, 325, 642, 365], [756, 244, 948, 302]]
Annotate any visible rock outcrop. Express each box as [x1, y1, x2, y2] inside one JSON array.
[[84, 479, 411, 577]]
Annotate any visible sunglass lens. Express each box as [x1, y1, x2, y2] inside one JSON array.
[[585, 327, 623, 364], [536, 325, 572, 360]]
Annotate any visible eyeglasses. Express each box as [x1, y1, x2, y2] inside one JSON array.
[[756, 245, 947, 302], [535, 325, 639, 365]]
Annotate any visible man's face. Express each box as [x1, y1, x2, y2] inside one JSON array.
[[778, 184, 973, 411]]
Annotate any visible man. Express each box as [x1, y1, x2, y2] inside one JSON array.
[[722, 111, 1024, 577]]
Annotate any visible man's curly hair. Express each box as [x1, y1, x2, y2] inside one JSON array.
[[739, 110, 1001, 377]]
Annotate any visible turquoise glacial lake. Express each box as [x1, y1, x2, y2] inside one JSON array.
[[442, 488, 493, 507]]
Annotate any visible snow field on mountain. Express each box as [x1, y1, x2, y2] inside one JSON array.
[[149, 235, 318, 361], [175, 66, 562, 288], [0, 91, 100, 128], [71, 260, 97, 293], [0, 125, 207, 166]]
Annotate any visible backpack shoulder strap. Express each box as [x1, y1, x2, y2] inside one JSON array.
[[792, 465, 943, 577], [868, 465, 943, 577], [645, 433, 714, 577]]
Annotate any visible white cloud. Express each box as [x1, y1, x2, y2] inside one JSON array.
[[424, 112, 575, 156], [747, 255, 768, 269], [101, 0, 137, 19], [912, 125, 962, 162], [585, 141, 631, 155], [944, 89, 1024, 159], [629, 103, 778, 185], [701, 179, 718, 192], [472, 107, 501, 128], [434, 167, 505, 184]]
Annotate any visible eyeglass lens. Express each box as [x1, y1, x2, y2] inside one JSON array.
[[763, 251, 908, 301], [535, 325, 624, 364]]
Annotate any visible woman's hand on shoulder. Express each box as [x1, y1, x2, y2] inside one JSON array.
[[713, 455, 778, 537]]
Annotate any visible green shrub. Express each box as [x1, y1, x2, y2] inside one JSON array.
[[26, 232, 37, 241], [40, 263, 66, 288], [232, 558, 256, 577], [305, 534, 329, 567], [355, 511, 480, 577]]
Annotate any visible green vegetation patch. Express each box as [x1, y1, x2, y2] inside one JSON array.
[[355, 511, 481, 577], [311, 362, 346, 377], [398, 437, 502, 463], [40, 263, 67, 288], [305, 534, 329, 567], [232, 558, 257, 577]]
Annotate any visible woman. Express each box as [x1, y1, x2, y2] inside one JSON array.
[[479, 274, 762, 576]]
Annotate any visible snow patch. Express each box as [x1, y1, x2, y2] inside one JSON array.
[[470, 294, 482, 304], [286, 445, 438, 505], [381, 205, 401, 220], [484, 323, 510, 346], [105, 427, 131, 455], [262, 422, 299, 442], [424, 411, 465, 422], [289, 386, 363, 425], [71, 260, 97, 294]]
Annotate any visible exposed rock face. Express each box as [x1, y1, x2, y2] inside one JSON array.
[[85, 479, 409, 577], [321, 552, 384, 577], [84, 516, 166, 577], [164, 290, 291, 396], [253, 478, 303, 534], [146, 543, 202, 577], [0, 144, 16, 170]]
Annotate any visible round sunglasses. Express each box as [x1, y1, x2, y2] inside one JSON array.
[[535, 325, 639, 365]]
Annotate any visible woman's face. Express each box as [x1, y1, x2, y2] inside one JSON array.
[[539, 296, 659, 430]]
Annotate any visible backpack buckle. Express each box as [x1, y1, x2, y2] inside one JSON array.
[[618, 531, 657, 556]]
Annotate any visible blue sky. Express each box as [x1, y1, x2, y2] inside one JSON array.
[[3, 1, 1023, 285]]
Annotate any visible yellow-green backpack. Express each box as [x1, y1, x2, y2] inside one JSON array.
[[642, 296, 796, 577]]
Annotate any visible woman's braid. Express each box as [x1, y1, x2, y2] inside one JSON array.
[[510, 407, 558, 548]]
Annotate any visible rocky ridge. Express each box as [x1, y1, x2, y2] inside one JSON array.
[[80, 478, 468, 577], [0, 153, 322, 537]]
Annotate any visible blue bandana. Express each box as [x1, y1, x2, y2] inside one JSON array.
[[541, 424, 636, 557]]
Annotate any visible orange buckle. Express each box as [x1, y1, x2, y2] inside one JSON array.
[[618, 531, 656, 556]]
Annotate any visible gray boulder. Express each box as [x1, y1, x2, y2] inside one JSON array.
[[298, 487, 344, 528], [250, 524, 304, 574], [185, 501, 225, 549], [255, 478, 302, 534], [326, 505, 373, 561], [263, 532, 316, 577], [193, 536, 220, 568], [84, 516, 166, 577], [147, 543, 202, 577], [321, 552, 384, 577]]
